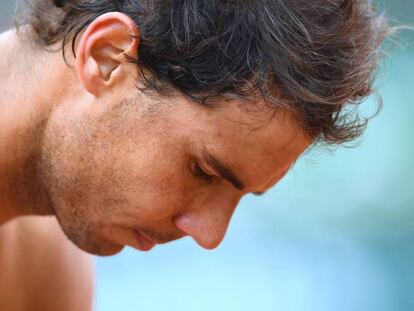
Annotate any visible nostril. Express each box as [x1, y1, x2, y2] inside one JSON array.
[[175, 230, 188, 240], [174, 214, 192, 236], [174, 212, 189, 226]]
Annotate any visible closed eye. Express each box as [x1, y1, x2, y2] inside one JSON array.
[[193, 162, 214, 183]]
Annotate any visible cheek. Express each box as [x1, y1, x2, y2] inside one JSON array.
[[42, 107, 197, 226], [113, 152, 195, 222], [74, 126, 194, 225], [40, 116, 91, 206], [40, 110, 132, 224]]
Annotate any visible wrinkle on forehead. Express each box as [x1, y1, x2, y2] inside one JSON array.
[[219, 100, 310, 142], [224, 103, 311, 156]]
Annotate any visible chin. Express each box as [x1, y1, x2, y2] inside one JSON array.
[[75, 239, 125, 256], [93, 244, 125, 256], [59, 224, 125, 256]]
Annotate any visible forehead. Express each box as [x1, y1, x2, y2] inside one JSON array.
[[205, 103, 311, 190]]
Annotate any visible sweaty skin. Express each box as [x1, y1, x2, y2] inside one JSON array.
[[0, 12, 311, 311]]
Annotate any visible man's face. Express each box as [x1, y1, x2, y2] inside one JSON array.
[[39, 82, 311, 255]]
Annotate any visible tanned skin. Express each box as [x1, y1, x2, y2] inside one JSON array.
[[0, 13, 311, 310], [0, 26, 94, 311]]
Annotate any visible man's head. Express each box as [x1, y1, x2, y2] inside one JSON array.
[[17, 0, 389, 255]]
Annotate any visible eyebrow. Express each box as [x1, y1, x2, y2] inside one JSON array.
[[201, 147, 246, 192], [200, 146, 300, 195]]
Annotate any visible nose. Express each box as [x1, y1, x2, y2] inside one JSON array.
[[174, 197, 239, 250]]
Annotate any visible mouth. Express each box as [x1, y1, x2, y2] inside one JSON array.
[[133, 229, 157, 251], [138, 228, 188, 245]]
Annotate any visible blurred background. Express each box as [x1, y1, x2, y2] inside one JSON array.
[[1, 1, 413, 310]]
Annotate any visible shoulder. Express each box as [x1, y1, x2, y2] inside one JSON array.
[[0, 216, 94, 311]]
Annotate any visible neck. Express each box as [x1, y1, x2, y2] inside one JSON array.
[[0, 29, 70, 224]]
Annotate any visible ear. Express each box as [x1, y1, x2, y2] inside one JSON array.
[[75, 12, 139, 96]]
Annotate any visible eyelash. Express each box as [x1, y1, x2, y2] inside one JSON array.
[[193, 162, 214, 183]]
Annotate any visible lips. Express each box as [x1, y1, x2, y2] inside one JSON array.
[[133, 230, 156, 251]]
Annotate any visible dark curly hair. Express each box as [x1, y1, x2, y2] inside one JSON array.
[[17, 0, 392, 145]]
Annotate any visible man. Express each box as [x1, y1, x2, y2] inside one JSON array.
[[0, 0, 389, 310]]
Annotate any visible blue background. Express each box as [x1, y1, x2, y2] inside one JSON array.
[[1, 1, 413, 310]]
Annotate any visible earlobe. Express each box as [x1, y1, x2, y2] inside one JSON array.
[[75, 12, 139, 97]]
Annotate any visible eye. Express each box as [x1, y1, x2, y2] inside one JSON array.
[[193, 162, 214, 183]]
